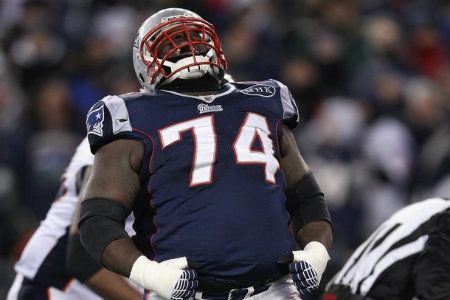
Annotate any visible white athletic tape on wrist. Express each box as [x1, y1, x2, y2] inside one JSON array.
[[129, 256, 184, 299], [160, 257, 189, 269], [293, 241, 330, 282]]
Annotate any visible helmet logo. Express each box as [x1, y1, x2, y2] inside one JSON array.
[[161, 13, 192, 23]]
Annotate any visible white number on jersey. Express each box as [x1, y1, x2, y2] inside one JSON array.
[[233, 113, 278, 183], [158, 113, 279, 186], [159, 115, 217, 186]]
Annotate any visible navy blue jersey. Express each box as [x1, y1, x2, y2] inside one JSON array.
[[86, 80, 299, 286]]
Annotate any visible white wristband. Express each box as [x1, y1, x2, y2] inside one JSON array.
[[293, 241, 330, 281], [129, 256, 184, 299]]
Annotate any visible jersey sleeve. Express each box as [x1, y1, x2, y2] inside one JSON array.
[[86, 95, 133, 154], [272, 79, 299, 129], [72, 137, 94, 167]]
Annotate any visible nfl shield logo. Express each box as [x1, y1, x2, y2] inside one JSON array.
[[87, 105, 105, 137]]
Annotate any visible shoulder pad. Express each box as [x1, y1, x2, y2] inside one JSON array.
[[119, 90, 154, 100], [86, 95, 132, 153], [271, 80, 299, 129], [234, 80, 278, 98], [234, 79, 300, 128]]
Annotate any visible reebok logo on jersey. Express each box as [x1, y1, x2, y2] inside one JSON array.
[[240, 84, 276, 98], [198, 103, 223, 114], [86, 105, 105, 137]]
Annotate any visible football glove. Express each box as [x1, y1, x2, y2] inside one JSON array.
[[278, 241, 330, 295], [129, 256, 198, 300]]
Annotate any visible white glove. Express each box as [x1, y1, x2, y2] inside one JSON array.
[[129, 256, 198, 300], [279, 241, 330, 295]]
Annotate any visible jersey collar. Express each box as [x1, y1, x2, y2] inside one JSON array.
[[160, 83, 235, 103]]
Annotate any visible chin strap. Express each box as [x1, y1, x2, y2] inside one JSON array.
[[163, 56, 212, 81], [158, 47, 223, 90]]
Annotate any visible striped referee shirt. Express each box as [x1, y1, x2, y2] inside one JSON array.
[[326, 197, 450, 297]]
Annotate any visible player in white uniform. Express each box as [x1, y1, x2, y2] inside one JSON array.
[[7, 138, 141, 300]]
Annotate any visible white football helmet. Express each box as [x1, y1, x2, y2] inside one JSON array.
[[133, 8, 227, 90]]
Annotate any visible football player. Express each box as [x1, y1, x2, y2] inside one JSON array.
[[7, 138, 141, 300], [79, 8, 333, 300]]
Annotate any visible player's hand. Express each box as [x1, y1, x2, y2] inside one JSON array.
[[161, 257, 199, 300], [277, 241, 330, 295], [129, 256, 198, 300]]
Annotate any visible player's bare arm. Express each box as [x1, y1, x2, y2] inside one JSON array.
[[279, 125, 332, 247], [279, 124, 332, 294], [68, 165, 142, 300], [79, 138, 198, 300], [80, 139, 144, 277]]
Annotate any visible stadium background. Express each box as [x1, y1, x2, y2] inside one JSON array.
[[0, 0, 449, 298]]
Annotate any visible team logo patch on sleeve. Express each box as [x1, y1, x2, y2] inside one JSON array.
[[240, 84, 276, 98], [86, 105, 105, 137]]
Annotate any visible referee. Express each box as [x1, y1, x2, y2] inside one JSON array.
[[323, 197, 450, 300]]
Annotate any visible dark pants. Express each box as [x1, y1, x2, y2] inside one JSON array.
[[17, 277, 49, 300]]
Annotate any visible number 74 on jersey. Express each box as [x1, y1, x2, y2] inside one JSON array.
[[158, 112, 279, 186]]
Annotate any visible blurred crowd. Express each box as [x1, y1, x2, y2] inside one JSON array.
[[0, 0, 449, 298]]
